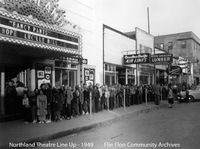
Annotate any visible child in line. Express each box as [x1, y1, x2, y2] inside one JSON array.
[[22, 93, 32, 124]]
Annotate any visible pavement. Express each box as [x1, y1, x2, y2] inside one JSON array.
[[0, 100, 168, 149]]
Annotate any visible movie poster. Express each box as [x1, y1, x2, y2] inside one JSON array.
[[35, 63, 52, 88], [84, 68, 95, 86]]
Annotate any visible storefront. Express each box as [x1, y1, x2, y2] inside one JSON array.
[[0, 1, 82, 115], [103, 25, 136, 86], [139, 64, 154, 85], [104, 63, 135, 86]]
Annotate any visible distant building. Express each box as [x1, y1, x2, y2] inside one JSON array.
[[155, 32, 200, 85]]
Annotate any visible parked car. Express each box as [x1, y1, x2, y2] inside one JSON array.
[[178, 86, 200, 102]]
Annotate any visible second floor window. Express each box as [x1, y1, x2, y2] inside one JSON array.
[[181, 40, 186, 49], [168, 42, 173, 50]]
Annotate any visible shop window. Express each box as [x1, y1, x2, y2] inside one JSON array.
[[140, 76, 148, 85], [168, 42, 173, 50], [105, 75, 110, 86], [181, 40, 186, 49], [112, 76, 115, 85], [109, 65, 112, 71]]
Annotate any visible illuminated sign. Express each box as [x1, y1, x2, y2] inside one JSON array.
[[124, 53, 150, 64], [0, 0, 68, 27], [151, 54, 173, 64]]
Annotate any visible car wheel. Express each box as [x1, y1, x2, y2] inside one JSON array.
[[189, 95, 195, 102]]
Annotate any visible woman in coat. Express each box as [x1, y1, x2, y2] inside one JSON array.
[[167, 84, 174, 108], [64, 86, 73, 119], [52, 88, 62, 122], [73, 85, 80, 117], [37, 90, 47, 123]]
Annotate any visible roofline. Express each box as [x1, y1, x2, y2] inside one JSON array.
[[154, 31, 194, 37], [103, 24, 135, 40]]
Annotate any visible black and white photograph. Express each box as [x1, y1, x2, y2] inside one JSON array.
[[0, 0, 200, 149]]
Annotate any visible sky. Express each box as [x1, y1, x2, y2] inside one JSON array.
[[102, 0, 200, 37]]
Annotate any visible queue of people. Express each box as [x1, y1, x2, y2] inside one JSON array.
[[4, 80, 193, 124]]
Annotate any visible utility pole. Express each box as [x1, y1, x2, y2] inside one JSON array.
[[147, 7, 156, 85]]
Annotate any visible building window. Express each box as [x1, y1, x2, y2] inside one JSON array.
[[181, 40, 186, 49], [154, 43, 158, 48], [105, 64, 108, 71], [160, 43, 164, 50], [168, 42, 173, 50]]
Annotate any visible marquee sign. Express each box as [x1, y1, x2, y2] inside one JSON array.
[[151, 54, 173, 64], [124, 53, 150, 64], [0, 0, 68, 27], [0, 9, 81, 55]]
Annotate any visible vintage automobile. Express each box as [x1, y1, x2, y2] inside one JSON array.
[[178, 86, 200, 102]]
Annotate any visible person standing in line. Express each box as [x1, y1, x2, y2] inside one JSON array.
[[43, 83, 53, 123], [5, 80, 17, 115], [52, 87, 62, 122], [58, 86, 65, 119], [94, 86, 100, 113], [116, 84, 120, 108], [129, 85, 134, 106], [125, 85, 130, 107], [109, 87, 114, 110], [137, 86, 142, 104], [73, 85, 80, 117], [79, 85, 84, 115], [29, 91, 37, 123], [101, 85, 106, 111], [83, 84, 90, 114], [167, 84, 174, 108], [16, 81, 27, 115], [105, 86, 110, 111], [153, 83, 162, 105], [113, 86, 117, 109], [37, 90, 47, 124], [22, 93, 31, 124], [98, 84, 103, 111], [65, 86, 73, 119]]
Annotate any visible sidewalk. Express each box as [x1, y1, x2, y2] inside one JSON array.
[[0, 101, 168, 149]]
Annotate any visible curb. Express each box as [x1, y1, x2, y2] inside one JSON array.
[[1, 103, 167, 149]]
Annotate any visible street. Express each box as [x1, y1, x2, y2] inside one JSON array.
[[34, 101, 200, 149]]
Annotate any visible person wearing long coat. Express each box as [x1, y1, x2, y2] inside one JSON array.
[[52, 88, 62, 122], [73, 85, 80, 117], [167, 84, 174, 108], [64, 86, 73, 119], [5, 80, 17, 115], [37, 90, 47, 123]]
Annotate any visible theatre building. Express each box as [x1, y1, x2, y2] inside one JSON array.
[[0, 1, 88, 116]]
